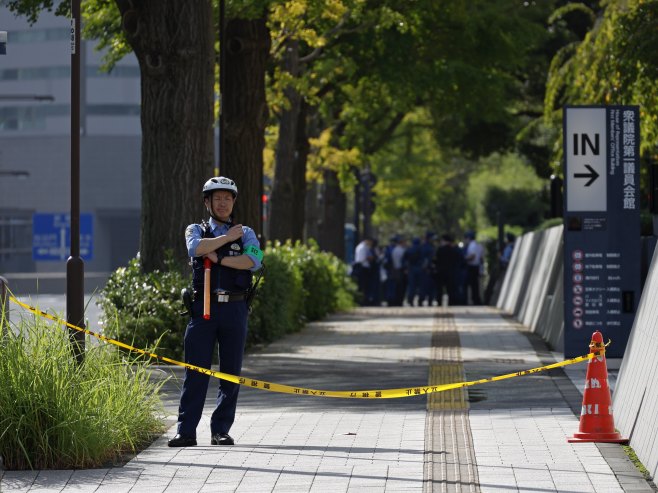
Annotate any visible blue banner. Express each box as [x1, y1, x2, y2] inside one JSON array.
[[33, 213, 93, 261]]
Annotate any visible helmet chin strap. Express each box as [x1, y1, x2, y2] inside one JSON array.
[[207, 206, 233, 225]]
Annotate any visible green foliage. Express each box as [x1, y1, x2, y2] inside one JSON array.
[[249, 240, 356, 346], [97, 254, 188, 360], [545, 0, 658, 163], [3, 0, 69, 25], [483, 187, 547, 230], [536, 217, 563, 231], [82, 0, 131, 71], [0, 317, 164, 470], [370, 108, 471, 239], [465, 153, 546, 233], [98, 244, 356, 357], [293, 239, 356, 319], [248, 246, 305, 345]]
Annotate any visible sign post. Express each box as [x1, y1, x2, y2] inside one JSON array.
[[563, 106, 640, 358]]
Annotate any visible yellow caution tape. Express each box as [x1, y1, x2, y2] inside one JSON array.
[[8, 296, 597, 399]]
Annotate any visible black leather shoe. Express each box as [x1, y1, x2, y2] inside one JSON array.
[[168, 434, 197, 447], [211, 433, 234, 446]]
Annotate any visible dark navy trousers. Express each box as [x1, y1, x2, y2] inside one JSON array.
[[176, 298, 248, 438]]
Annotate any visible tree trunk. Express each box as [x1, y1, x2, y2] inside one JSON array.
[[116, 0, 215, 272], [269, 39, 306, 243], [294, 99, 310, 231], [222, 17, 270, 239], [304, 181, 320, 241], [318, 169, 346, 259]]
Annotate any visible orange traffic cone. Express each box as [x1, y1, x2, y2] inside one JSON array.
[[568, 331, 628, 443]]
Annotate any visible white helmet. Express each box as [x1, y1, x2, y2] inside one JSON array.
[[202, 176, 238, 197]]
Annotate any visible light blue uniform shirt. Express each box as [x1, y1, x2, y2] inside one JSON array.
[[185, 217, 262, 271]]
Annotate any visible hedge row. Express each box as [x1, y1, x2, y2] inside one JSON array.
[[98, 241, 357, 360]]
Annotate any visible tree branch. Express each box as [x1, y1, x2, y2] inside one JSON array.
[[299, 12, 350, 65], [365, 112, 405, 154]]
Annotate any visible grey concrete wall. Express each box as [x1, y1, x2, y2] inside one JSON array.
[[612, 251, 658, 481]]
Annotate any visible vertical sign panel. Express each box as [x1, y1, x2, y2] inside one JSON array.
[[563, 106, 640, 358]]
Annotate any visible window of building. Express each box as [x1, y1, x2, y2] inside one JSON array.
[[8, 27, 69, 43], [0, 210, 33, 271], [0, 104, 141, 131], [0, 65, 139, 81]]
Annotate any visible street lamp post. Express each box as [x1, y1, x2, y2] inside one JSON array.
[[67, 0, 85, 362]]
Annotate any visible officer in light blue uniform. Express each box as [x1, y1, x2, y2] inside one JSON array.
[[168, 176, 263, 448]]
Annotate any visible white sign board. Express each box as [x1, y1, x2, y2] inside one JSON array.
[[565, 107, 607, 211]]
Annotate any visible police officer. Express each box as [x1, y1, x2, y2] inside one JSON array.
[[168, 177, 263, 447]]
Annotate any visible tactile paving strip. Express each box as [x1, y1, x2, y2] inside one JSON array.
[[424, 310, 480, 493]]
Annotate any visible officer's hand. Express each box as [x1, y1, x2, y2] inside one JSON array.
[[205, 251, 219, 263], [226, 224, 244, 242]]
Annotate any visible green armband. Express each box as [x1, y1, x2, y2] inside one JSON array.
[[244, 245, 263, 261]]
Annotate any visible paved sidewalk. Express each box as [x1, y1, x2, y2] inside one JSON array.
[[1, 306, 654, 492]]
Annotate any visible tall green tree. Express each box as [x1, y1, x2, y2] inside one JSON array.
[[266, 0, 391, 243], [301, 0, 557, 240]]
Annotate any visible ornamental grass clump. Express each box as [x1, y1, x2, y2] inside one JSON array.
[[0, 314, 165, 470]]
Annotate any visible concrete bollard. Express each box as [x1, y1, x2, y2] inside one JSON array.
[[0, 275, 9, 331]]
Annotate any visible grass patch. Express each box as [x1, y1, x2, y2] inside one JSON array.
[[622, 445, 656, 486], [0, 312, 165, 470]]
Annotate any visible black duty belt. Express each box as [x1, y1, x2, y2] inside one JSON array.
[[194, 290, 248, 303]]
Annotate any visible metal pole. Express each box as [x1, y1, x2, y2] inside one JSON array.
[[0, 276, 9, 333], [550, 174, 563, 218], [497, 210, 504, 255], [362, 168, 372, 239], [217, 0, 225, 176], [67, 0, 85, 362], [353, 180, 361, 244]]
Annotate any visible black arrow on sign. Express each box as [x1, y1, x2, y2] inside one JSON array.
[[574, 164, 599, 187]]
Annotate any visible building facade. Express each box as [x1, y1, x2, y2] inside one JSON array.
[[0, 8, 142, 292]]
